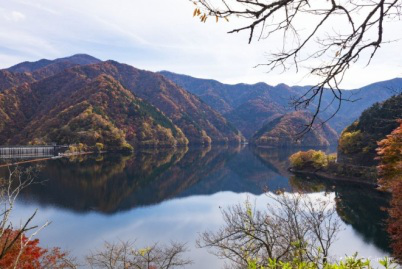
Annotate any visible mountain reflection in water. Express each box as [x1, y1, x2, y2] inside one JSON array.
[[8, 146, 392, 267], [19, 145, 293, 213]]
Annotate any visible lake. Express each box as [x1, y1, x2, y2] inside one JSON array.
[[5, 145, 392, 268]]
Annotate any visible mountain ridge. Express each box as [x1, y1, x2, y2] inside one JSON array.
[[1, 54, 400, 150], [251, 111, 339, 147], [0, 54, 101, 92], [0, 56, 243, 149], [160, 71, 402, 137], [6, 54, 101, 73]]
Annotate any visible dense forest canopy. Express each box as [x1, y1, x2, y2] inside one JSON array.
[[0, 55, 243, 150], [338, 94, 402, 166]]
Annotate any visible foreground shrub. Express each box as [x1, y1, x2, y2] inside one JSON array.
[[87, 241, 191, 269], [198, 193, 342, 268], [0, 229, 75, 269], [289, 150, 336, 170], [247, 255, 397, 269]]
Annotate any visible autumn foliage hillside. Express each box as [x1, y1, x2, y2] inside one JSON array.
[[71, 61, 243, 145], [160, 71, 402, 137], [338, 94, 402, 166], [0, 73, 189, 150], [251, 111, 338, 147], [0, 55, 243, 149], [0, 54, 101, 92]]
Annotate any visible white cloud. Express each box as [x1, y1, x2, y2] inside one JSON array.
[[3, 10, 25, 22]]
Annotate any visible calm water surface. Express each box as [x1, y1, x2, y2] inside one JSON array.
[[6, 146, 392, 268]]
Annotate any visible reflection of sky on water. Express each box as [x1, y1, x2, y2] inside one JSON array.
[[5, 146, 392, 268], [12, 190, 389, 268]]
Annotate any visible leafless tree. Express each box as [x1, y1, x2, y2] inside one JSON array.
[[87, 240, 192, 269], [192, 0, 401, 133], [197, 192, 341, 268], [0, 166, 46, 261], [0, 166, 77, 269]]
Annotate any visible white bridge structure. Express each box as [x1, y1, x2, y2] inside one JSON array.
[[0, 145, 59, 158]]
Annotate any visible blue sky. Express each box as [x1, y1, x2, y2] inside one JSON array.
[[1, 0, 401, 88]]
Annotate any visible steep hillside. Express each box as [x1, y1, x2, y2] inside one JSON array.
[[0, 54, 101, 92], [160, 71, 401, 136], [0, 57, 242, 148], [0, 70, 35, 92], [251, 111, 339, 147], [0, 73, 188, 150], [160, 71, 295, 137], [68, 61, 243, 145], [227, 99, 286, 138], [338, 94, 402, 166]]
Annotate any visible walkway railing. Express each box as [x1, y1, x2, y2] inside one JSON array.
[[0, 145, 57, 158]]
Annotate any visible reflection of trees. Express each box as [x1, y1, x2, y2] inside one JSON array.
[[179, 145, 292, 196], [254, 147, 391, 254], [252, 146, 337, 179], [19, 146, 241, 214], [14, 146, 395, 257], [290, 175, 392, 253], [117, 145, 240, 209], [252, 146, 301, 178]]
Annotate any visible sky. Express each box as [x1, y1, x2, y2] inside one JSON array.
[[1, 0, 401, 89]]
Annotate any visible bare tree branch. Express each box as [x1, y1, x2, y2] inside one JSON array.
[[87, 240, 192, 269], [192, 0, 402, 132], [197, 192, 341, 268]]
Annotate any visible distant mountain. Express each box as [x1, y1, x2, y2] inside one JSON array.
[[338, 93, 402, 166], [0, 56, 242, 149], [1, 55, 399, 149], [0, 54, 101, 92], [250, 111, 339, 147], [0, 74, 188, 150], [160, 71, 295, 138], [160, 71, 402, 137], [6, 54, 101, 73]]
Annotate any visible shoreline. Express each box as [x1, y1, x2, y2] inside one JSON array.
[[289, 168, 378, 187], [0, 151, 98, 168]]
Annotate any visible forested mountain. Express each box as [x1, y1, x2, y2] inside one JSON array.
[[0, 54, 101, 92], [0, 74, 189, 150], [251, 111, 338, 147], [0, 56, 242, 149], [7, 54, 101, 73], [338, 94, 402, 166], [65, 61, 243, 145], [1, 55, 400, 150], [0, 71, 35, 93], [160, 71, 401, 137]]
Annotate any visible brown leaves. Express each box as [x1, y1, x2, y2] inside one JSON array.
[[200, 13, 207, 22], [192, 7, 229, 23], [193, 8, 201, 17], [192, 8, 207, 22]]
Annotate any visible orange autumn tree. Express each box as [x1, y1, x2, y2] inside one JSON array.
[[0, 166, 76, 268], [0, 229, 73, 269], [377, 120, 402, 262]]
